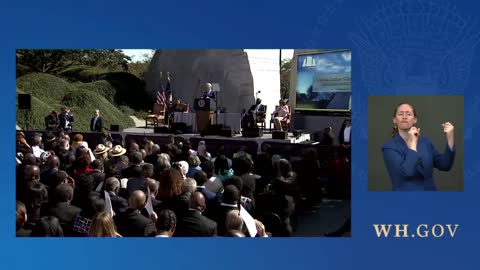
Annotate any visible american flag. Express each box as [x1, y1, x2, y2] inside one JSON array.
[[156, 84, 166, 104]]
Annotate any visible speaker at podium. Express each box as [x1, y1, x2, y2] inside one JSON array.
[[194, 98, 216, 111], [194, 98, 214, 133]]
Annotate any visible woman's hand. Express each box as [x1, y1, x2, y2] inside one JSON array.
[[442, 122, 454, 150], [255, 219, 267, 237], [407, 126, 420, 151]]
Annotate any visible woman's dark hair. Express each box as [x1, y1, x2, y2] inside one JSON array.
[[232, 156, 253, 176], [392, 103, 417, 137], [200, 161, 214, 178], [157, 168, 183, 201], [214, 155, 229, 175], [31, 216, 64, 237], [24, 182, 48, 210], [75, 154, 91, 170]]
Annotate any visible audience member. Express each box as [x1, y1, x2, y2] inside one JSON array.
[[89, 212, 121, 237], [114, 190, 156, 237], [155, 209, 177, 237], [175, 191, 217, 237]]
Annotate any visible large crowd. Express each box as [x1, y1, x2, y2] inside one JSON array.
[[16, 128, 349, 237]]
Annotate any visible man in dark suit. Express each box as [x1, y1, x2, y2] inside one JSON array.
[[202, 83, 216, 99], [125, 165, 146, 199], [90, 109, 104, 132], [122, 152, 144, 179], [141, 178, 162, 218], [40, 155, 60, 189], [46, 183, 82, 236], [175, 191, 217, 237], [246, 98, 266, 127], [58, 107, 74, 132], [213, 185, 240, 236], [103, 177, 128, 215], [194, 171, 219, 218], [114, 190, 157, 237], [89, 160, 105, 188]]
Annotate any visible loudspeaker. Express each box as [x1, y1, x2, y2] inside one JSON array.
[[18, 94, 32, 110], [171, 122, 187, 133], [219, 128, 234, 137], [204, 124, 224, 136], [110, 125, 120, 132], [154, 126, 171, 133], [292, 130, 302, 137], [242, 127, 263, 138], [313, 131, 323, 142], [272, 130, 288, 140]]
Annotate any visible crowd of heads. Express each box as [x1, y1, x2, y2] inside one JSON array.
[[16, 128, 348, 237]]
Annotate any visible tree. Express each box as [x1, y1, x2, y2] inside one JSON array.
[[16, 50, 73, 76], [126, 50, 154, 79], [280, 58, 291, 99], [16, 49, 132, 77]]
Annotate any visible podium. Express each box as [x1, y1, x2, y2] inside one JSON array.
[[194, 98, 214, 132]]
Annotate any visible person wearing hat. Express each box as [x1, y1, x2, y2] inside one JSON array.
[[90, 109, 105, 132], [111, 145, 127, 157], [43, 132, 57, 152], [94, 144, 110, 161]]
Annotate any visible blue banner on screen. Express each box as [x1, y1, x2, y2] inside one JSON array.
[[296, 50, 351, 111]]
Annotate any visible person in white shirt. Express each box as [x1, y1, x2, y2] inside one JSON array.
[[272, 99, 290, 131], [338, 118, 351, 146], [31, 135, 45, 159], [338, 118, 351, 161]]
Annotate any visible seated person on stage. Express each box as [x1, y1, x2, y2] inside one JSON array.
[[272, 99, 290, 131], [246, 98, 266, 128], [202, 83, 216, 99], [172, 99, 185, 112], [45, 111, 59, 131]]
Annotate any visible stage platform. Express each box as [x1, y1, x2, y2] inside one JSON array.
[[122, 127, 312, 152]]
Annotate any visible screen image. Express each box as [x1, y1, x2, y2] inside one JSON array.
[[295, 50, 351, 111]]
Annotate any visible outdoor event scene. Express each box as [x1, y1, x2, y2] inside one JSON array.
[[15, 49, 351, 237]]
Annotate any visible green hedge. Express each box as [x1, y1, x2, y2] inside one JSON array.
[[16, 73, 135, 132], [16, 73, 76, 104], [77, 80, 117, 104]]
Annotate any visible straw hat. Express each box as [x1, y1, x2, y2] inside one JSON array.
[[111, 145, 127, 157], [94, 144, 110, 155]]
